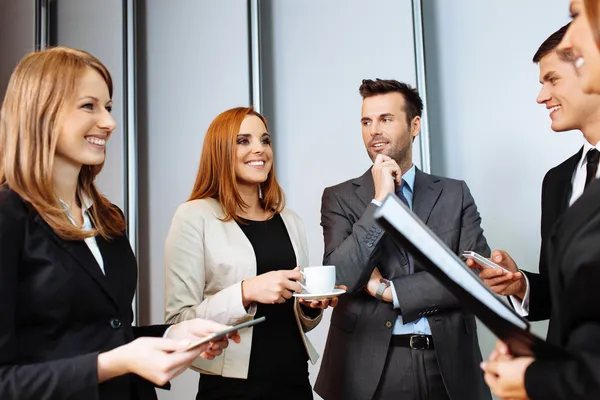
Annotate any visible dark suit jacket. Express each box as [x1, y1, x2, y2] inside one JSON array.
[[523, 175, 600, 400], [314, 168, 492, 400], [522, 148, 581, 340], [0, 188, 169, 400]]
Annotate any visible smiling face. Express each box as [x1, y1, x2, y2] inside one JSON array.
[[361, 92, 420, 166], [234, 115, 273, 187], [559, 0, 600, 93], [55, 67, 115, 170], [536, 50, 600, 132]]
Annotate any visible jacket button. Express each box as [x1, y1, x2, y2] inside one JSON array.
[[110, 318, 122, 329], [385, 321, 393, 328]]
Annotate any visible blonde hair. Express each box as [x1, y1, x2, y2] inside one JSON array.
[[0, 46, 125, 240]]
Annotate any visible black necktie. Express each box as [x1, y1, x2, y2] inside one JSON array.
[[585, 148, 600, 190], [395, 181, 415, 273]]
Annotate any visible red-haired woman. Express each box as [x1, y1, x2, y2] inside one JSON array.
[[165, 107, 338, 399]]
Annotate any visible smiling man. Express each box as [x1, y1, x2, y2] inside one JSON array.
[[314, 79, 491, 400], [472, 23, 600, 337], [472, 22, 600, 400]]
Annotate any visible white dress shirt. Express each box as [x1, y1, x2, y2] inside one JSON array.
[[60, 196, 104, 273], [512, 140, 600, 316]]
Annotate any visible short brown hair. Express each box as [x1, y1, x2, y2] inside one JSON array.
[[359, 79, 423, 126], [188, 107, 285, 222], [532, 23, 572, 63], [0, 46, 125, 240]]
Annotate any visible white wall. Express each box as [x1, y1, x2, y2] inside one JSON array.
[[0, 0, 35, 101], [136, 1, 251, 398], [422, 0, 576, 362], [53, 0, 126, 209], [260, 1, 417, 397]]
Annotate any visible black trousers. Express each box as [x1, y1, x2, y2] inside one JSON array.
[[372, 345, 450, 400], [196, 373, 313, 400]]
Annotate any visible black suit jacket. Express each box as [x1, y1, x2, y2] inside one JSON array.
[[314, 168, 491, 400], [522, 148, 581, 339], [523, 174, 600, 400], [0, 188, 169, 400]]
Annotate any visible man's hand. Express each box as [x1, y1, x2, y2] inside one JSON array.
[[372, 154, 402, 202], [481, 340, 533, 400], [466, 250, 527, 298], [365, 267, 393, 303], [488, 339, 512, 362]]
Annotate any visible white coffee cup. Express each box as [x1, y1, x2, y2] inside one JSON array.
[[299, 265, 336, 294]]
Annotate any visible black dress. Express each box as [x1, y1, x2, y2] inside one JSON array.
[[196, 214, 313, 400]]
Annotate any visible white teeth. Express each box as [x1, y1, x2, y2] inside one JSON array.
[[549, 105, 561, 114], [246, 161, 265, 166], [575, 57, 585, 69], [373, 143, 386, 147], [85, 137, 106, 146]]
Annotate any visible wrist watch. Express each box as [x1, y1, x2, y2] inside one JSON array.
[[376, 278, 390, 300]]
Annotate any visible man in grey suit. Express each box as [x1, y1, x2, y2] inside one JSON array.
[[314, 79, 492, 400]]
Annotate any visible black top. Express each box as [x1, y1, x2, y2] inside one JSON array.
[[236, 214, 309, 381]]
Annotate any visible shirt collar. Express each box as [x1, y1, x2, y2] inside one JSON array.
[[578, 140, 600, 170], [402, 164, 416, 192], [59, 193, 94, 213]]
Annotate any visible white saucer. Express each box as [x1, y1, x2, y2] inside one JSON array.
[[293, 288, 346, 301]]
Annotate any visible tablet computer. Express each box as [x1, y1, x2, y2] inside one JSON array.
[[184, 316, 266, 352]]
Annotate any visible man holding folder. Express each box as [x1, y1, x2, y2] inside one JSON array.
[[468, 23, 600, 399]]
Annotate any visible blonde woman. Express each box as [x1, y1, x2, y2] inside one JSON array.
[[0, 47, 238, 400]]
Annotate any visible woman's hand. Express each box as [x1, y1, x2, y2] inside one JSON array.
[[480, 340, 533, 400], [299, 285, 348, 308], [166, 318, 241, 360], [97, 337, 202, 386], [242, 267, 303, 306]]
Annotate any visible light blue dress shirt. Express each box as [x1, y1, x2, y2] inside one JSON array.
[[373, 165, 432, 335]]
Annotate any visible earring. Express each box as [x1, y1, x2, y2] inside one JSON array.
[[258, 184, 264, 200]]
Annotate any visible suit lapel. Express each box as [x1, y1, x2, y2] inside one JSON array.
[[35, 215, 119, 308], [550, 176, 600, 264], [352, 168, 413, 274], [96, 234, 131, 308], [413, 169, 442, 224], [556, 148, 583, 215], [280, 210, 307, 267], [354, 168, 376, 207]]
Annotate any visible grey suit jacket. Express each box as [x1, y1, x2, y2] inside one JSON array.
[[314, 168, 492, 400]]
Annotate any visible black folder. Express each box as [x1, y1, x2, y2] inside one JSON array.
[[374, 193, 568, 360]]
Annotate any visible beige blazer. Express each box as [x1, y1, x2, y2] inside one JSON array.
[[164, 198, 322, 379]]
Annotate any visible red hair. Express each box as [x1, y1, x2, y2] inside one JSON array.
[[586, 0, 600, 49], [189, 107, 285, 221]]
